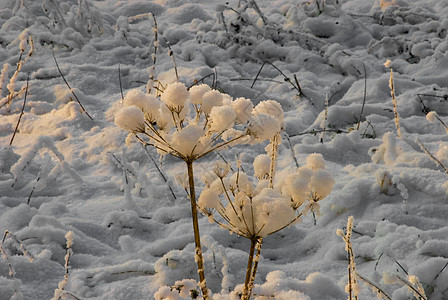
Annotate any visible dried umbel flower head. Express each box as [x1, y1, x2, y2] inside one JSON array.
[[214, 161, 230, 178], [282, 153, 335, 212], [114, 82, 283, 161], [113, 80, 285, 300], [115, 105, 145, 133], [160, 81, 189, 109], [199, 153, 334, 239]]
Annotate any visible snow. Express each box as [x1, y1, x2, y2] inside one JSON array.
[[114, 105, 145, 133], [160, 82, 189, 109], [1, 0, 448, 299]]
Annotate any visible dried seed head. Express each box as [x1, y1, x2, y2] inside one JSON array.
[[214, 161, 230, 178]]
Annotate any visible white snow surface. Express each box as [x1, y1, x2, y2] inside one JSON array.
[[1, 0, 448, 299]]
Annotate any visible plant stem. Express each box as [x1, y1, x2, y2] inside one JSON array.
[[186, 161, 209, 299], [10, 73, 29, 145], [247, 238, 263, 299], [242, 238, 257, 300]]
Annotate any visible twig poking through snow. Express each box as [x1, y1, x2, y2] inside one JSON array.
[[385, 60, 402, 138], [163, 37, 179, 82], [53, 52, 93, 120], [251, 61, 302, 96], [118, 64, 124, 101], [143, 145, 178, 202], [417, 138, 448, 174], [356, 62, 367, 130], [9, 73, 29, 145], [52, 231, 81, 300]]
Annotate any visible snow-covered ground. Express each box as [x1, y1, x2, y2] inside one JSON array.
[[1, 0, 448, 299]]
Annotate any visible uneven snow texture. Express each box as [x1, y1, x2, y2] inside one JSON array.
[[1, 0, 448, 299]]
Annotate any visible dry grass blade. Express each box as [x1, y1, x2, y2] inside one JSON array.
[[9, 73, 29, 145], [188, 73, 215, 90], [163, 37, 179, 82], [143, 145, 178, 201], [355, 272, 392, 300], [356, 62, 367, 130], [53, 52, 93, 120], [118, 64, 124, 101], [417, 138, 448, 175], [251, 61, 301, 94]]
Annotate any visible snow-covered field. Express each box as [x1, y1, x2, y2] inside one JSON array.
[[1, 0, 448, 299]]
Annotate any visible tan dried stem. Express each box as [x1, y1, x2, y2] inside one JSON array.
[[389, 68, 402, 138], [186, 161, 209, 299]]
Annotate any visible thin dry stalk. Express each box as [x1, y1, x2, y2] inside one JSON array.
[[355, 272, 392, 300], [27, 172, 41, 205], [251, 61, 302, 95], [361, 120, 376, 139], [9, 73, 29, 145], [416, 94, 431, 115], [319, 94, 329, 143], [417, 138, 448, 175], [52, 231, 80, 300], [0, 34, 33, 110], [1, 230, 34, 278], [356, 62, 367, 130], [143, 145, 178, 201], [283, 132, 299, 168], [118, 64, 124, 101], [242, 238, 257, 300], [186, 161, 209, 299], [0, 238, 16, 278], [429, 261, 448, 286], [289, 128, 348, 138], [148, 12, 158, 92], [53, 52, 93, 120], [395, 275, 427, 300], [426, 111, 448, 134], [337, 216, 359, 300], [388, 66, 402, 138], [247, 238, 263, 299], [163, 37, 179, 82], [127, 12, 158, 93], [189, 73, 216, 90], [268, 133, 280, 188]]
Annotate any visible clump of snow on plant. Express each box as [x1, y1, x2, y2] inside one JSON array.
[[253, 154, 271, 179], [113, 82, 283, 159], [282, 153, 335, 211], [199, 153, 334, 238], [114, 106, 145, 133]]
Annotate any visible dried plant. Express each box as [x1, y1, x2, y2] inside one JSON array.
[[198, 151, 335, 299], [0, 29, 34, 113], [114, 80, 286, 299], [52, 231, 81, 300], [384, 60, 402, 138]]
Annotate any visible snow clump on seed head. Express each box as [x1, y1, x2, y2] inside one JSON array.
[[282, 153, 334, 209], [251, 188, 296, 237], [123, 89, 160, 122], [168, 124, 206, 157], [309, 169, 335, 200], [305, 153, 327, 171], [253, 154, 271, 179], [189, 84, 211, 105], [198, 188, 221, 211], [249, 113, 281, 141], [201, 89, 223, 115], [253, 100, 284, 126], [208, 105, 237, 132], [115, 105, 145, 133], [160, 82, 189, 108], [232, 97, 253, 124]]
